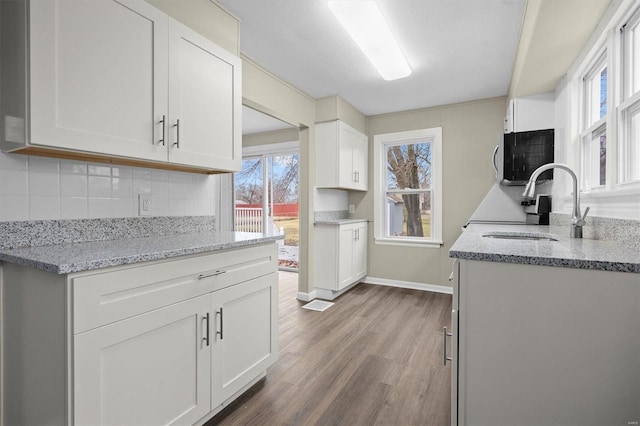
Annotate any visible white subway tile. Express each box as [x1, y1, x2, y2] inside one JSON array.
[[29, 172, 60, 196], [152, 180, 169, 198], [153, 197, 169, 216], [168, 181, 184, 198], [0, 152, 28, 170], [111, 165, 132, 179], [168, 198, 186, 216], [60, 197, 88, 219], [112, 197, 135, 218], [60, 160, 88, 175], [88, 176, 112, 197], [152, 169, 169, 182], [88, 164, 111, 176], [133, 179, 152, 195], [0, 169, 28, 196], [88, 197, 112, 218], [30, 196, 60, 220], [29, 156, 60, 173], [0, 195, 29, 221], [184, 198, 199, 215], [60, 174, 87, 197], [198, 198, 214, 215], [112, 178, 133, 198], [132, 168, 152, 180]]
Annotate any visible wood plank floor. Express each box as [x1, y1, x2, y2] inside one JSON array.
[[208, 272, 452, 426]]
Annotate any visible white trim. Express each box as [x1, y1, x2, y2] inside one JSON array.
[[314, 281, 360, 301], [373, 127, 443, 244], [296, 290, 317, 302], [242, 140, 299, 157], [373, 237, 443, 248], [363, 276, 453, 295]]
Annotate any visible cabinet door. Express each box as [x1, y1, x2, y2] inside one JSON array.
[[337, 225, 356, 289], [352, 131, 368, 191], [352, 223, 367, 280], [168, 19, 241, 171], [211, 274, 278, 408], [74, 295, 211, 425], [338, 123, 357, 189], [29, 0, 168, 161]]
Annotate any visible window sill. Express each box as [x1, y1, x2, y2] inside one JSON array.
[[374, 237, 443, 248]]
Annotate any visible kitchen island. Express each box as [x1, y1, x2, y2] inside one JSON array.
[[0, 226, 283, 426], [448, 223, 640, 426]]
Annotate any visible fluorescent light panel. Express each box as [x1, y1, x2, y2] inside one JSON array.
[[328, 0, 411, 81]]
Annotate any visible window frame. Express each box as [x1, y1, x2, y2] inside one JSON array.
[[373, 127, 442, 247], [580, 50, 609, 191]]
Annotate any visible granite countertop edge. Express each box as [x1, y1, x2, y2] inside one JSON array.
[[449, 224, 640, 274], [0, 232, 284, 275]]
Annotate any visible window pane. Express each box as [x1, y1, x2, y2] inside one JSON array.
[[599, 133, 606, 186], [630, 20, 640, 95], [385, 191, 431, 238], [599, 67, 607, 119], [628, 106, 640, 182], [385, 142, 432, 190], [235, 158, 263, 204]]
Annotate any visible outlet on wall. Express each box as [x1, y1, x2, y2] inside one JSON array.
[[348, 204, 355, 214], [139, 194, 152, 216]]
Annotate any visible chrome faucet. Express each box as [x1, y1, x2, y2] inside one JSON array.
[[522, 163, 590, 238]]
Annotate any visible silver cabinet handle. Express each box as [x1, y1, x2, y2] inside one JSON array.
[[158, 115, 166, 146], [492, 144, 499, 180], [443, 326, 453, 365], [173, 119, 180, 148], [203, 313, 210, 346], [198, 270, 226, 279], [216, 308, 224, 340]]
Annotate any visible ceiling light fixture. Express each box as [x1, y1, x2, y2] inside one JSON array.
[[328, 0, 411, 81]]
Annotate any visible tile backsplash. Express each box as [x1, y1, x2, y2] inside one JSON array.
[[0, 152, 219, 221]]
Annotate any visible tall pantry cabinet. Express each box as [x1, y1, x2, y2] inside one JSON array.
[[1, 0, 241, 173]]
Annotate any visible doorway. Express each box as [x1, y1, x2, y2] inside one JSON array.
[[234, 107, 299, 271]]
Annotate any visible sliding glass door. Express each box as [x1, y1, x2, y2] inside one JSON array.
[[234, 151, 299, 270]]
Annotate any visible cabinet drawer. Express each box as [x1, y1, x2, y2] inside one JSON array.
[[72, 243, 277, 334]]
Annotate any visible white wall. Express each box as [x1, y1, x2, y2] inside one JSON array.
[[0, 152, 218, 221]]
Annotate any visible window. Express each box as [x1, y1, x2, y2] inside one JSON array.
[[373, 128, 442, 246], [620, 9, 640, 184], [580, 53, 608, 190]]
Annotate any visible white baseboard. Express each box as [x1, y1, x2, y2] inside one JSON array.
[[314, 280, 360, 301], [296, 290, 317, 302], [363, 276, 453, 295]]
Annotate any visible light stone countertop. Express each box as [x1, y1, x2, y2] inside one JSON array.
[[0, 231, 284, 274], [314, 219, 369, 225], [449, 223, 640, 273]]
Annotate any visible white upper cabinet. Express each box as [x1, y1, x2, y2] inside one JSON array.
[[168, 19, 241, 171], [504, 92, 555, 133], [316, 120, 368, 191], [29, 0, 168, 162], [1, 0, 241, 173]]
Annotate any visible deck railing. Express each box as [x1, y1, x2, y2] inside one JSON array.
[[235, 207, 263, 233]]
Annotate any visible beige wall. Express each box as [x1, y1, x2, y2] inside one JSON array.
[[350, 97, 507, 287], [316, 96, 367, 134], [145, 0, 240, 55], [241, 56, 317, 295]]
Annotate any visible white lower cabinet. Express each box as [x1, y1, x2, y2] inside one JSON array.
[[211, 275, 278, 408], [450, 259, 640, 426], [74, 295, 212, 425], [315, 221, 367, 299], [1, 243, 278, 426]]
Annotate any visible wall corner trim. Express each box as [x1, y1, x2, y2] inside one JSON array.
[[296, 290, 317, 302]]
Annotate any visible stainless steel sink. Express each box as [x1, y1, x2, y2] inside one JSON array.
[[482, 231, 559, 241]]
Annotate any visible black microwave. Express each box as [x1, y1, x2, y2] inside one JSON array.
[[496, 129, 554, 185]]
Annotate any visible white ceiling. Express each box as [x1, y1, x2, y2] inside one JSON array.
[[217, 0, 526, 116]]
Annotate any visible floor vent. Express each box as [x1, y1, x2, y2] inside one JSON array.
[[302, 300, 334, 312]]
